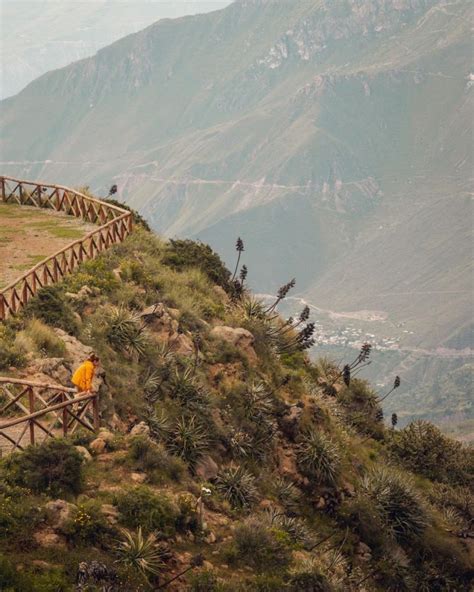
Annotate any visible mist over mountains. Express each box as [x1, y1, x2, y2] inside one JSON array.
[[1, 0, 472, 431], [0, 0, 230, 98]]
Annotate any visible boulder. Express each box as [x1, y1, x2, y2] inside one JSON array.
[[170, 333, 194, 357], [210, 326, 257, 362], [45, 499, 75, 530], [140, 303, 179, 340], [54, 329, 92, 362], [33, 528, 65, 548], [131, 472, 147, 484], [195, 455, 219, 481], [27, 358, 70, 385], [96, 429, 115, 443], [90, 438, 107, 455], [75, 445, 92, 462]]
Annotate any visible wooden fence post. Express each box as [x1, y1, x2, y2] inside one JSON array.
[[62, 393, 68, 437], [92, 393, 100, 431], [28, 387, 35, 445]]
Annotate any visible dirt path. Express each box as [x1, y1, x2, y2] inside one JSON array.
[[0, 202, 96, 289]]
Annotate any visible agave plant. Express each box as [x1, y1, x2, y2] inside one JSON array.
[[105, 306, 148, 357], [168, 415, 209, 466], [215, 465, 258, 509], [115, 527, 165, 582], [273, 476, 301, 511], [242, 381, 275, 421], [361, 468, 428, 541], [297, 430, 341, 486], [146, 407, 172, 442], [264, 508, 314, 547]]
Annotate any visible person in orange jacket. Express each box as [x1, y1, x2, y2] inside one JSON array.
[[72, 354, 100, 393]]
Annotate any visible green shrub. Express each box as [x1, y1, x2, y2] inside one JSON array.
[[288, 572, 332, 592], [115, 486, 178, 535], [2, 439, 84, 497], [296, 430, 340, 486], [361, 468, 428, 543], [62, 500, 112, 546], [339, 496, 387, 551], [0, 487, 43, 549], [162, 239, 231, 292], [127, 436, 186, 483], [189, 570, 220, 592], [20, 319, 66, 357], [231, 517, 292, 572], [23, 285, 79, 334], [389, 420, 472, 485], [0, 325, 25, 370]]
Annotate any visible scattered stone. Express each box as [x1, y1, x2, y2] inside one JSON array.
[[96, 429, 115, 443], [170, 333, 194, 357], [131, 472, 146, 484], [33, 528, 65, 548], [75, 445, 92, 462], [204, 531, 216, 544], [45, 499, 75, 529], [129, 421, 150, 438], [90, 438, 107, 455], [195, 455, 219, 481], [210, 326, 257, 362]]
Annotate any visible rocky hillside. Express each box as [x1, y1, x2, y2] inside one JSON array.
[[1, 0, 472, 430], [0, 220, 472, 590]]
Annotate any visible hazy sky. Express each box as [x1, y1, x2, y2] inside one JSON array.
[[0, 0, 232, 97]]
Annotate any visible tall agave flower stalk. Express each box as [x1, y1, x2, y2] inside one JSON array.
[[231, 237, 245, 281], [378, 376, 401, 402], [265, 278, 296, 313]]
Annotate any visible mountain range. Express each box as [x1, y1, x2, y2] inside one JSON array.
[[0, 0, 472, 430], [0, 0, 230, 99]]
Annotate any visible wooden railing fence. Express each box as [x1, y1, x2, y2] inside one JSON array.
[[0, 175, 133, 320], [0, 377, 99, 453]]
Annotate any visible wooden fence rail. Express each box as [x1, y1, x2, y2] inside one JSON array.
[[0, 377, 99, 453], [0, 175, 133, 320]]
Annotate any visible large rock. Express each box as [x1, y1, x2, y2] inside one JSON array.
[[195, 455, 219, 481], [129, 421, 150, 438], [100, 504, 119, 525], [27, 358, 70, 385], [169, 333, 194, 357], [75, 446, 92, 462], [34, 528, 65, 548], [90, 438, 107, 455], [54, 329, 92, 362], [140, 303, 179, 340], [210, 326, 257, 362], [45, 499, 75, 530]]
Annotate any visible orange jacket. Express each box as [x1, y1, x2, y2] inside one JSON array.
[[72, 360, 95, 392]]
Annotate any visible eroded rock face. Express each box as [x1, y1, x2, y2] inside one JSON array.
[[210, 326, 257, 362]]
